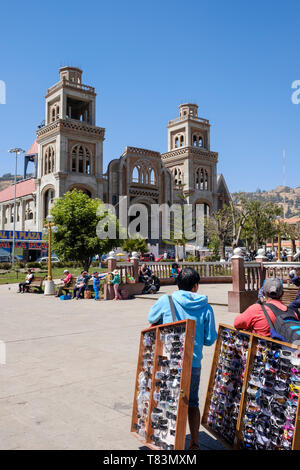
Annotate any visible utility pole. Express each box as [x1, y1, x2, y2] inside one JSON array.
[[8, 148, 25, 266]]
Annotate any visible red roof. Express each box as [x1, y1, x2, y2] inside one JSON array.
[[26, 139, 38, 155], [0, 178, 36, 203], [285, 217, 300, 224]]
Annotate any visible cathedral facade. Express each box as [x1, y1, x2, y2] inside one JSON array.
[[0, 67, 230, 258]]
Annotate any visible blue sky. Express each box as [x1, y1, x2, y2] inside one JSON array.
[[0, 0, 299, 192]]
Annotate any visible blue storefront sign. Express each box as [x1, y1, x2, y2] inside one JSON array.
[[0, 230, 43, 241], [0, 231, 47, 259]]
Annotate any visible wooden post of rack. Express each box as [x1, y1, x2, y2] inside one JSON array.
[[173, 319, 196, 450], [233, 332, 256, 449], [201, 324, 253, 450], [131, 319, 196, 451]]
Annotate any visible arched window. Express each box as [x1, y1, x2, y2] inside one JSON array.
[[204, 170, 208, 190], [195, 167, 209, 190], [180, 135, 184, 147], [199, 137, 203, 147], [149, 169, 156, 185], [193, 135, 197, 147], [44, 146, 55, 175], [173, 167, 183, 187], [132, 166, 140, 183], [44, 189, 55, 219], [175, 137, 179, 148], [51, 104, 60, 122], [71, 145, 92, 174]]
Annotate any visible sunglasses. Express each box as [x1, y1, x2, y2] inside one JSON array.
[[280, 349, 293, 357], [288, 392, 299, 402], [151, 422, 168, 430], [289, 383, 300, 393]]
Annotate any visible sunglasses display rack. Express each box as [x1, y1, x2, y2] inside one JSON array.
[[202, 324, 300, 450], [202, 325, 252, 448], [131, 319, 196, 450], [240, 338, 300, 450]]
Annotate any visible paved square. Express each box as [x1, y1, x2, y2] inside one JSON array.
[[0, 282, 235, 450]]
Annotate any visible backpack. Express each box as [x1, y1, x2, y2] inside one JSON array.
[[261, 302, 300, 343]]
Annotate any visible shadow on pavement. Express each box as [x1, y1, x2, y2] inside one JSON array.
[[138, 430, 226, 451]]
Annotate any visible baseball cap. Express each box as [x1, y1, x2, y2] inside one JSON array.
[[63, 269, 69, 273], [263, 278, 283, 299]]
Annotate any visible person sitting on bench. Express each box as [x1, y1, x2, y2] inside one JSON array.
[[56, 270, 73, 297], [72, 271, 90, 299], [18, 269, 34, 293]]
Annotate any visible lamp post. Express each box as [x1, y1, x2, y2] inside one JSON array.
[[8, 148, 25, 266], [277, 232, 281, 262], [43, 214, 58, 295]]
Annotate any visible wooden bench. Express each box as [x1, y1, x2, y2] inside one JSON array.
[[55, 278, 76, 296], [281, 287, 299, 306], [27, 276, 46, 293]]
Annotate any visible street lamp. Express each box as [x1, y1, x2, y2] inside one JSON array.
[[8, 148, 26, 266], [43, 214, 58, 295]]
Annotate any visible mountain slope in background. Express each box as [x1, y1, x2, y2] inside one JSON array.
[[0, 170, 299, 218], [232, 186, 300, 218], [0, 173, 27, 192]]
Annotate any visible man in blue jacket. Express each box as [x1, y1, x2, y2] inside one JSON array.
[[148, 267, 217, 450]]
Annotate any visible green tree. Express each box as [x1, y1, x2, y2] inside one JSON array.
[[205, 205, 233, 259], [286, 223, 300, 254], [122, 236, 148, 255], [50, 189, 120, 271], [240, 200, 282, 249]]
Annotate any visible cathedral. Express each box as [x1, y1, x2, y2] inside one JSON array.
[[0, 67, 230, 259]]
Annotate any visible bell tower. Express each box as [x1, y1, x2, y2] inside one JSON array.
[[35, 66, 106, 230], [161, 103, 219, 211]]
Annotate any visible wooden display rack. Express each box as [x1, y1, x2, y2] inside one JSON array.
[[201, 323, 300, 450], [131, 319, 196, 450]]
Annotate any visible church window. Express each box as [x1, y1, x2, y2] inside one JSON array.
[[71, 144, 92, 174], [44, 145, 55, 175], [44, 189, 54, 219], [195, 167, 209, 190], [132, 166, 140, 183], [149, 169, 156, 185], [173, 167, 183, 187], [204, 169, 208, 190]]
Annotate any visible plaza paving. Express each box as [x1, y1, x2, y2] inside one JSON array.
[[0, 282, 236, 450]]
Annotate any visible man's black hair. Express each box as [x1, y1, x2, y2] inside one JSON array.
[[177, 267, 200, 291]]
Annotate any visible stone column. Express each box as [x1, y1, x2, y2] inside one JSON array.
[[130, 251, 140, 282], [255, 248, 267, 289], [228, 248, 250, 313], [104, 251, 116, 300]]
